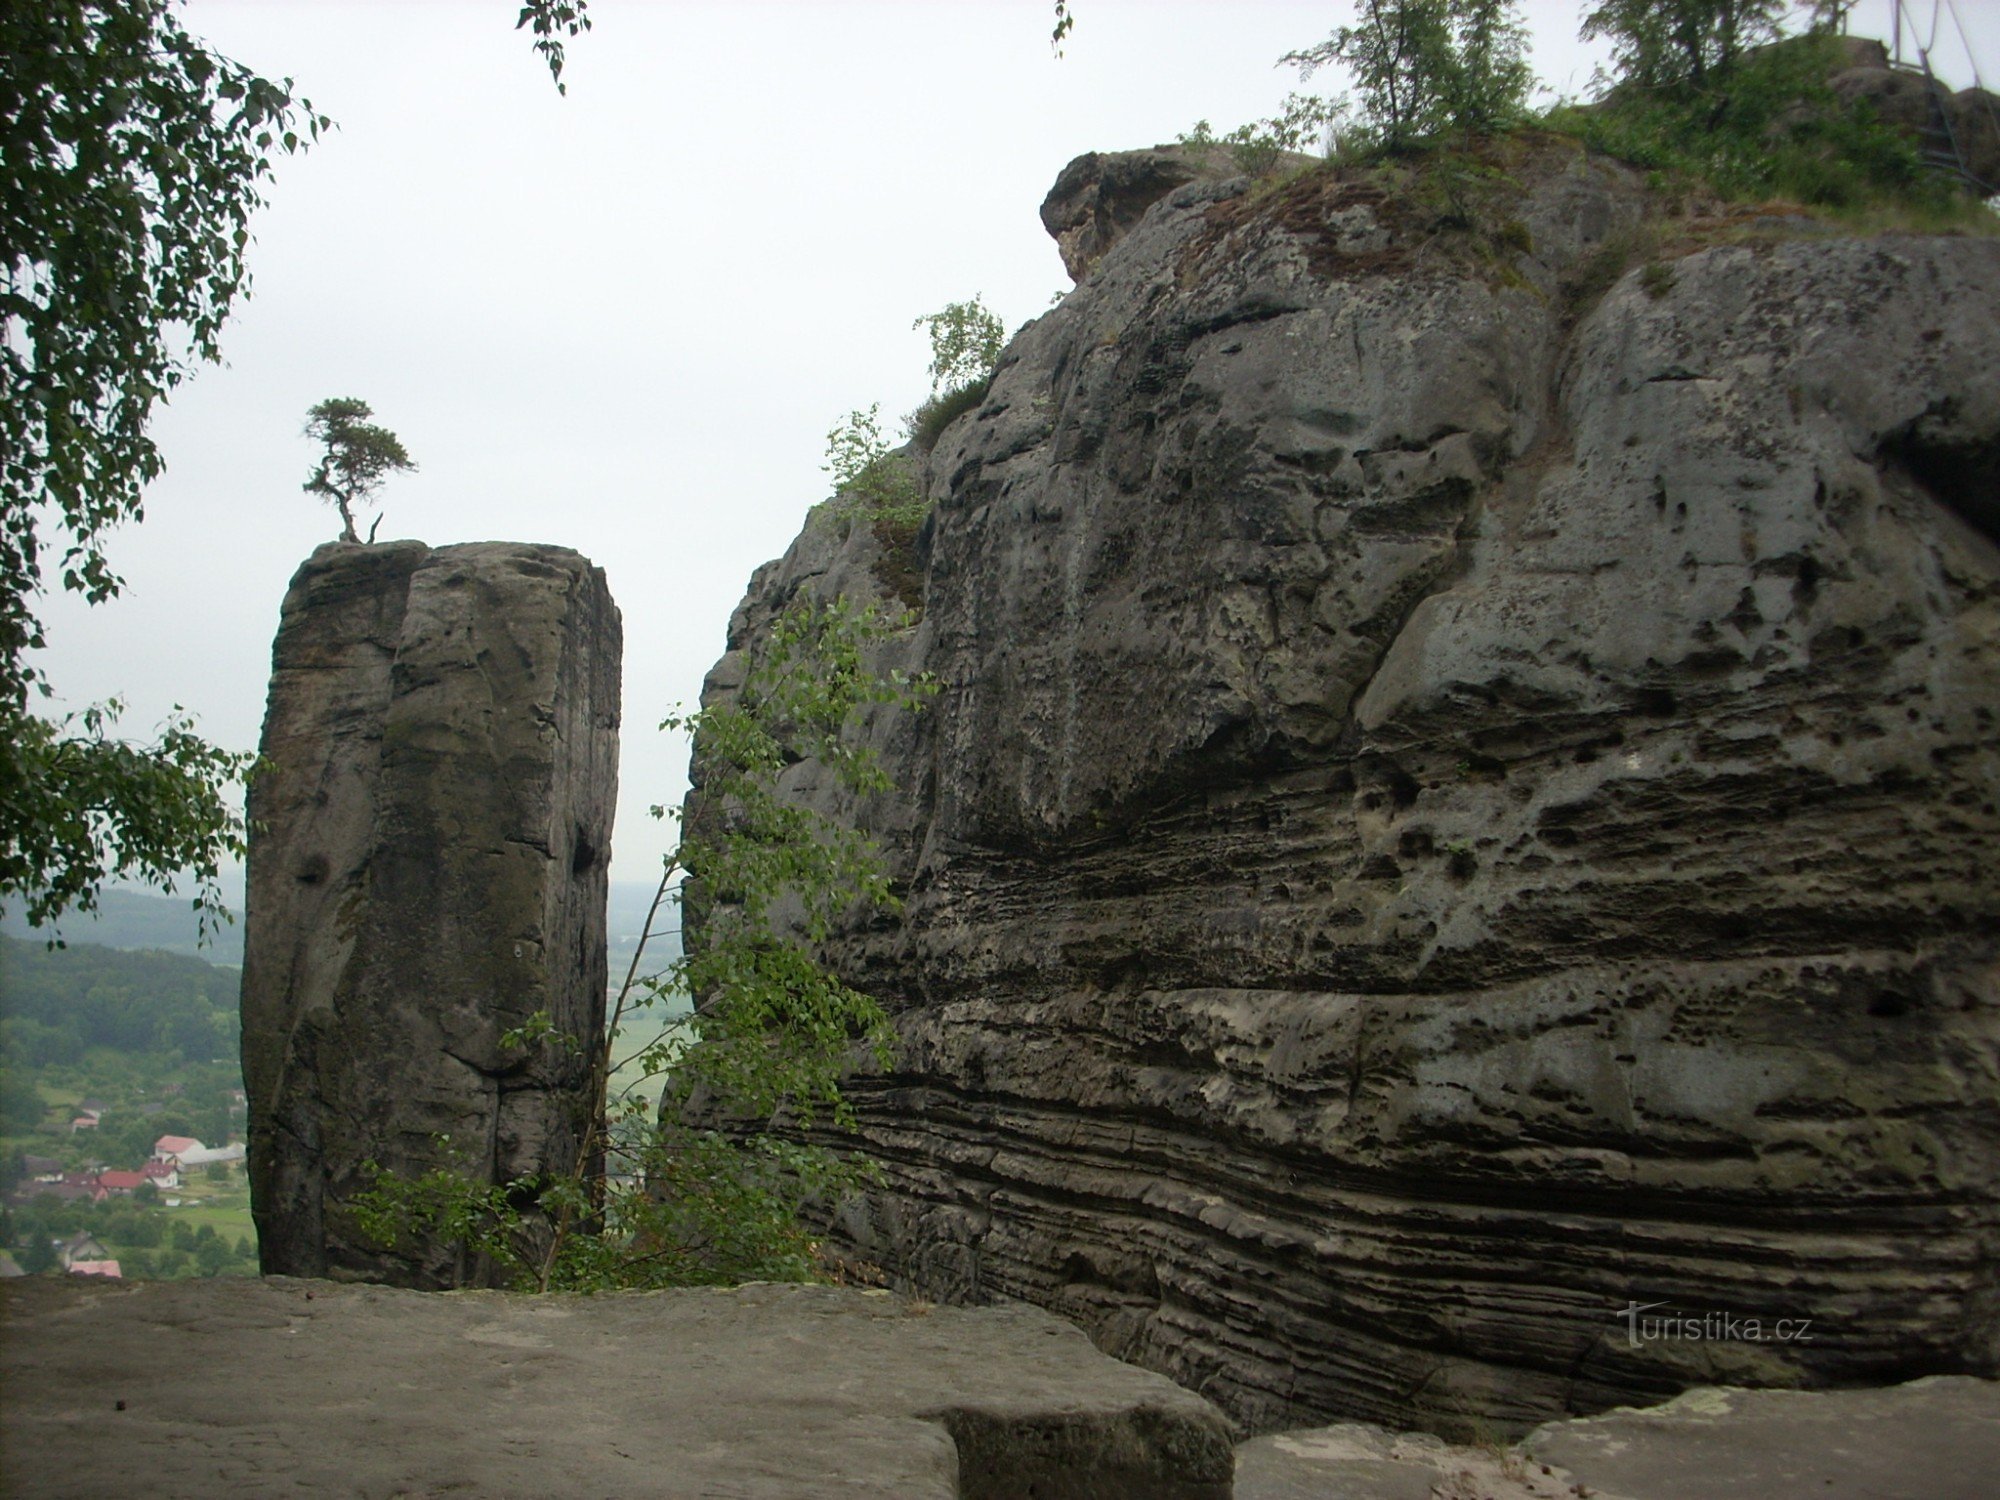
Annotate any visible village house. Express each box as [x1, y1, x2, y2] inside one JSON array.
[[58, 1231, 110, 1269], [21, 1177, 109, 1207], [151, 1134, 202, 1165], [178, 1143, 246, 1169]]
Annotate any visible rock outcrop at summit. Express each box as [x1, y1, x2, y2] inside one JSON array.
[[702, 139, 2000, 1436], [242, 541, 620, 1288], [1822, 36, 2000, 193]]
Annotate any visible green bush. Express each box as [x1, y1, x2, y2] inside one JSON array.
[[1284, 0, 1532, 151], [1546, 30, 1977, 221], [907, 377, 989, 452], [814, 406, 927, 534], [354, 599, 936, 1291]]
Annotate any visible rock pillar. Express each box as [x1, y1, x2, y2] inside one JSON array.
[[241, 541, 621, 1287]]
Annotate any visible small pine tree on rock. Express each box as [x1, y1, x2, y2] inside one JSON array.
[[301, 397, 416, 543]]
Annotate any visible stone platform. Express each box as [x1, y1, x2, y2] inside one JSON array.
[[4, 1276, 1992, 1498], [0, 1276, 1231, 1498]]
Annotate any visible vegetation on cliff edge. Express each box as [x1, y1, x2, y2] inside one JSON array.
[[354, 596, 934, 1290]]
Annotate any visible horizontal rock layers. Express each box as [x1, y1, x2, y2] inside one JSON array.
[[703, 141, 2000, 1435], [242, 541, 620, 1287]]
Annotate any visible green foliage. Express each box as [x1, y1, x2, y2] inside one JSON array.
[[913, 297, 1004, 398], [1285, 0, 1532, 150], [817, 406, 927, 532], [515, 1, 592, 93], [2, 701, 251, 934], [301, 397, 416, 544], [1, 1, 326, 701], [1581, 0, 1785, 93], [900, 296, 1010, 456], [1179, 93, 1348, 175], [1547, 28, 1975, 218], [0, 1070, 42, 1133], [822, 404, 894, 492], [0, 935, 240, 1065], [5, 1191, 258, 1280], [354, 598, 935, 1291], [351, 1145, 523, 1278], [0, 0, 322, 935], [907, 377, 991, 453]]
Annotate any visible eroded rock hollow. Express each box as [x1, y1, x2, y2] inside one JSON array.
[[700, 142, 2000, 1435], [242, 541, 620, 1287]]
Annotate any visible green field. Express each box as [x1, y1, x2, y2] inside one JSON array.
[[164, 1187, 257, 1243]]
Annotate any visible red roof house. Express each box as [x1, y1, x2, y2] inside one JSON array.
[[152, 1135, 203, 1162], [95, 1170, 147, 1194]]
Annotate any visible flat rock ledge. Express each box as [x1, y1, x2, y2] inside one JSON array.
[[1237, 1377, 2000, 1500], [3, 1278, 1991, 1499], [0, 1276, 1233, 1499]]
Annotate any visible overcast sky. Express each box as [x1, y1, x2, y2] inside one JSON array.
[[32, 0, 1998, 896]]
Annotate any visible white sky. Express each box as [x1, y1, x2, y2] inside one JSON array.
[[31, 0, 1998, 892]]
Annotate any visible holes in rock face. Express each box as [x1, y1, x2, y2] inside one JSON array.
[[1812, 624, 1866, 655], [1385, 766, 1420, 810], [1634, 687, 1679, 719], [1869, 991, 1916, 1019], [571, 826, 598, 874], [1886, 416, 2000, 546], [1795, 554, 1821, 604], [293, 854, 329, 885], [1399, 829, 1436, 859]]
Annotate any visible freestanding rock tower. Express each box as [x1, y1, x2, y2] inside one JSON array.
[[241, 541, 620, 1288]]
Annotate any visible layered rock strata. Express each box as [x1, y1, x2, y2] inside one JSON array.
[[242, 541, 620, 1287], [701, 139, 2000, 1437]]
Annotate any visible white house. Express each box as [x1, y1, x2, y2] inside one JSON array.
[[151, 1135, 203, 1165], [178, 1143, 246, 1169]]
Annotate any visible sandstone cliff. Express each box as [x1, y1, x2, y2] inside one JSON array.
[[700, 139, 2000, 1436], [242, 541, 621, 1287]]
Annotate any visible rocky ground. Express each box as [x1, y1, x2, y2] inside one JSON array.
[[3, 1276, 1992, 1498]]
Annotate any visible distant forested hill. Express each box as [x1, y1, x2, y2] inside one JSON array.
[[0, 887, 245, 965], [0, 937, 240, 1067]]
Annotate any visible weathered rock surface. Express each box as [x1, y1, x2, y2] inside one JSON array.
[[1236, 1376, 2000, 1500], [1041, 144, 1240, 284], [241, 541, 620, 1288], [701, 140, 2000, 1436], [0, 1276, 1235, 1499], [1823, 37, 2000, 193]]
